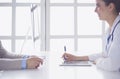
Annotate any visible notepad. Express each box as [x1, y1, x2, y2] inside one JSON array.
[[60, 61, 91, 66]]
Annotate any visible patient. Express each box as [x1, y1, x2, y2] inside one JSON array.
[[0, 41, 43, 70]]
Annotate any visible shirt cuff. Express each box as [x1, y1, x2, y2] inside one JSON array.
[[21, 55, 29, 70]]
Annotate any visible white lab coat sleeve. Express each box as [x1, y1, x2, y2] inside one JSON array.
[[96, 23, 120, 72], [95, 58, 115, 71], [88, 53, 102, 62]]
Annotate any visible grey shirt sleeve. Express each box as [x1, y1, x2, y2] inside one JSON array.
[[0, 59, 22, 70], [0, 41, 24, 58], [0, 41, 26, 70]]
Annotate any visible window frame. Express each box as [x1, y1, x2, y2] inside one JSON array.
[[0, 0, 105, 53]]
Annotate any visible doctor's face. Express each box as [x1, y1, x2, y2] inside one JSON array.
[[95, 0, 110, 20]]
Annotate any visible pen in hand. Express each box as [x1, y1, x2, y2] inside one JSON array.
[[63, 46, 67, 60]]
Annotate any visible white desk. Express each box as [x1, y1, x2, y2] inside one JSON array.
[[0, 52, 120, 79]]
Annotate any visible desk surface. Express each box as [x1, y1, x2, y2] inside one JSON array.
[[0, 52, 120, 79]]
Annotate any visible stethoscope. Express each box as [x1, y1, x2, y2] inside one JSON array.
[[106, 19, 120, 52]]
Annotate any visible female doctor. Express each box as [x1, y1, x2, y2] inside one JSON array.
[[62, 0, 120, 71]]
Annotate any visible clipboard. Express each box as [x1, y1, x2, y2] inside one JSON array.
[[60, 60, 92, 66]]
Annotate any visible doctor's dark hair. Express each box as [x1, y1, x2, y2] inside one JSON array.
[[103, 0, 120, 13]]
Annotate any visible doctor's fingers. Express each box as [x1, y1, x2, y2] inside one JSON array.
[[65, 57, 75, 61], [65, 55, 77, 61], [62, 53, 70, 60], [62, 53, 71, 58]]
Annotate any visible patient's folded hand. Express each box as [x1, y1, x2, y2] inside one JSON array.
[[27, 57, 43, 69]]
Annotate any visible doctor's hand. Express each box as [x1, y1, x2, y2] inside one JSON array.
[[26, 57, 43, 69], [62, 53, 78, 61], [93, 61, 96, 64]]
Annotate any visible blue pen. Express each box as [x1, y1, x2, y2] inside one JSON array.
[[64, 46, 66, 52], [64, 46, 67, 60]]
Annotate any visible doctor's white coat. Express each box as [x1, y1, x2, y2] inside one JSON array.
[[88, 15, 120, 72]]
